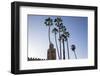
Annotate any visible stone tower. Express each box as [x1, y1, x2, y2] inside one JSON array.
[[47, 43, 56, 60]]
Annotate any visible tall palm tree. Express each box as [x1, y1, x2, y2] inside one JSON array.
[[54, 17, 63, 59], [60, 25, 66, 60], [52, 28, 60, 59], [71, 44, 77, 59], [44, 17, 53, 44], [60, 34, 66, 59], [64, 31, 70, 59]]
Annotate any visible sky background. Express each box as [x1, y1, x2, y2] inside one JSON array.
[[28, 15, 88, 60]]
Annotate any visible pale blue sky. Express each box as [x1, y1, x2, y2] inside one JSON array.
[[28, 15, 88, 59]]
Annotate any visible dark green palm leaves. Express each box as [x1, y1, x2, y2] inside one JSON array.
[[52, 28, 58, 35], [44, 17, 53, 26], [54, 17, 62, 27]]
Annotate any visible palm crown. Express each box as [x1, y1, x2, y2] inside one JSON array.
[[54, 17, 62, 27], [71, 45, 76, 51], [52, 28, 58, 35], [64, 31, 70, 39], [44, 17, 53, 26]]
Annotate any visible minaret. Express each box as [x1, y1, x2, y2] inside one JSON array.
[[47, 43, 56, 60]]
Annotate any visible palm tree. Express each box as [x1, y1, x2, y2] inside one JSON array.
[[54, 17, 63, 59], [64, 31, 70, 59], [71, 44, 77, 59], [44, 17, 53, 44], [60, 25, 66, 60], [52, 28, 60, 59], [60, 34, 66, 59]]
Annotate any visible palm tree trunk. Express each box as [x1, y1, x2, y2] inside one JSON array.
[[55, 33, 60, 59], [48, 26, 51, 44], [59, 29, 62, 59], [66, 38, 70, 59], [62, 39, 65, 59], [74, 51, 77, 59]]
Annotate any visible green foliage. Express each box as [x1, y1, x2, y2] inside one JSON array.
[[44, 17, 53, 26], [52, 27, 58, 34], [71, 44, 76, 51]]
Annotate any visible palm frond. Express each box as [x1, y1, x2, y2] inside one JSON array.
[[44, 17, 53, 26], [64, 31, 70, 37], [52, 27, 58, 34]]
